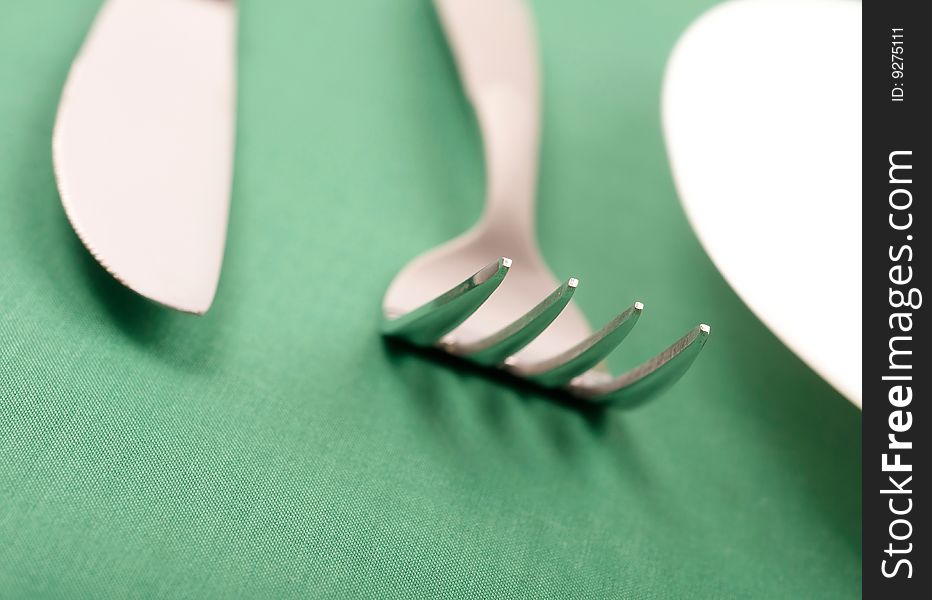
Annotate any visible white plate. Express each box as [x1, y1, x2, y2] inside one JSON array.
[[662, 0, 862, 406]]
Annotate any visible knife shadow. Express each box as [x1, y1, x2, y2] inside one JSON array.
[[72, 234, 168, 337], [61, 222, 219, 369]]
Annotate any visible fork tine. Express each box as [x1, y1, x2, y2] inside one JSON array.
[[447, 277, 578, 366], [382, 257, 511, 345], [568, 324, 710, 408], [506, 301, 644, 387]]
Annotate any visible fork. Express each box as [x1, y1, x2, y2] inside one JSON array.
[[381, 0, 709, 407]]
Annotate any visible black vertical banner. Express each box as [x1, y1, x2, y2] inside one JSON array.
[[863, 1, 928, 597]]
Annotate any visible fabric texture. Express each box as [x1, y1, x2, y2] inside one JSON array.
[[0, 0, 860, 597]]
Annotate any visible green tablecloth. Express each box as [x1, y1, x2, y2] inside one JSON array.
[[1, 0, 861, 597]]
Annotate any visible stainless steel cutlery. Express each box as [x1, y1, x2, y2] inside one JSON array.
[[51, 0, 707, 406]]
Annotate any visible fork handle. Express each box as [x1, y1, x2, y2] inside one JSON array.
[[434, 0, 541, 250]]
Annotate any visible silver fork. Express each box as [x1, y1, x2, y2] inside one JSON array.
[[381, 0, 709, 407]]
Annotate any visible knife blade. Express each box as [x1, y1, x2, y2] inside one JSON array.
[[53, 0, 237, 315]]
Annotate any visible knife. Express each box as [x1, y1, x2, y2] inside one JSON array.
[[53, 0, 237, 315]]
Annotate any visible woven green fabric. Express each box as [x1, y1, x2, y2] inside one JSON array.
[[1, 0, 860, 598]]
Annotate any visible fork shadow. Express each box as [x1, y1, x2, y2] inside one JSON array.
[[381, 336, 611, 427], [379, 334, 656, 489]]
